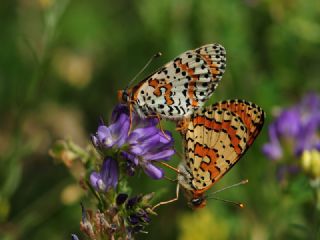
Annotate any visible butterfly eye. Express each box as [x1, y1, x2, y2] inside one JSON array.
[[118, 90, 129, 103], [122, 91, 129, 102], [190, 197, 204, 207]]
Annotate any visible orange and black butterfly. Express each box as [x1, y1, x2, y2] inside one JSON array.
[[153, 99, 265, 210], [178, 99, 265, 208], [118, 44, 226, 121]]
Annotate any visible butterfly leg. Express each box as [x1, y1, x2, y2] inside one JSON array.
[[151, 184, 180, 211], [146, 114, 170, 140], [155, 114, 170, 140], [159, 161, 180, 174], [164, 175, 178, 182], [128, 103, 134, 135]]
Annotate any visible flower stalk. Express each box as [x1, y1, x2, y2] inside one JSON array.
[[51, 104, 175, 239]]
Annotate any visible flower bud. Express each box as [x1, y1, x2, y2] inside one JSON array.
[[301, 150, 320, 178], [116, 193, 128, 205]]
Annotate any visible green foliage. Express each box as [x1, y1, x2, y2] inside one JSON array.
[[0, 0, 319, 239]]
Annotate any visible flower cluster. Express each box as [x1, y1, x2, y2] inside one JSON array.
[[262, 93, 320, 181], [78, 193, 155, 240], [263, 93, 320, 160], [51, 105, 176, 239], [70, 104, 175, 238], [90, 104, 175, 191], [117, 193, 153, 235]]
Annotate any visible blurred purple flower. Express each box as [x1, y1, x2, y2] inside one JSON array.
[[90, 157, 119, 192], [91, 104, 175, 180], [262, 123, 284, 160], [295, 94, 320, 154], [263, 93, 320, 160]]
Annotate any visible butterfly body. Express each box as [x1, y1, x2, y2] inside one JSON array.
[[118, 44, 226, 121], [178, 100, 265, 208]]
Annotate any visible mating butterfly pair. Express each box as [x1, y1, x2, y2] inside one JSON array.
[[118, 44, 265, 209]]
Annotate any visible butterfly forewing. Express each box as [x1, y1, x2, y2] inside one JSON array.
[[182, 100, 265, 194], [132, 44, 226, 119]]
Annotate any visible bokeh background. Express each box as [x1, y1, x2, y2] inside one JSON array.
[[1, 0, 320, 239]]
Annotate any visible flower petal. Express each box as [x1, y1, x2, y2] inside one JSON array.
[[111, 104, 130, 123], [97, 125, 114, 147], [262, 142, 283, 160], [101, 157, 119, 189], [295, 113, 320, 155], [127, 126, 159, 144], [275, 108, 301, 138], [121, 151, 139, 165], [144, 149, 175, 161], [143, 163, 164, 179], [132, 114, 158, 129], [109, 120, 130, 147], [91, 134, 99, 148], [159, 131, 174, 144], [90, 172, 106, 191], [129, 134, 162, 155]]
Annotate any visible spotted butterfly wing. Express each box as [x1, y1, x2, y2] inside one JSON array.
[[118, 44, 226, 120], [178, 100, 265, 208]]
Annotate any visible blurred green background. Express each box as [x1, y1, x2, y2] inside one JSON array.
[[1, 0, 320, 239]]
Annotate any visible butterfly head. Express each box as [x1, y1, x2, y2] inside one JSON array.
[[189, 195, 207, 209], [117, 89, 130, 104], [184, 190, 207, 209]]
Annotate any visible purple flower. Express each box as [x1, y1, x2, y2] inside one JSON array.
[[91, 106, 130, 149], [274, 108, 301, 138], [126, 195, 142, 210], [295, 94, 320, 154], [262, 124, 284, 160], [122, 194, 153, 235], [262, 107, 302, 160], [136, 209, 151, 223], [128, 214, 140, 225], [263, 93, 320, 160], [90, 157, 119, 191], [91, 104, 175, 180], [126, 129, 175, 179]]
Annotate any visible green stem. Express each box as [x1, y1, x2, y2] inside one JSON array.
[[314, 188, 320, 239], [86, 180, 105, 211]]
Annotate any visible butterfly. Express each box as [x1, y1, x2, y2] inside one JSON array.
[[178, 99, 265, 208], [152, 99, 265, 210], [118, 44, 226, 122]]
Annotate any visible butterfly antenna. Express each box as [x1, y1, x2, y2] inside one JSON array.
[[127, 52, 162, 88], [207, 196, 244, 208], [205, 179, 248, 208], [209, 179, 248, 195]]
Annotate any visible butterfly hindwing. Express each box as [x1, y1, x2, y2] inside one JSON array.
[[182, 100, 265, 194]]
